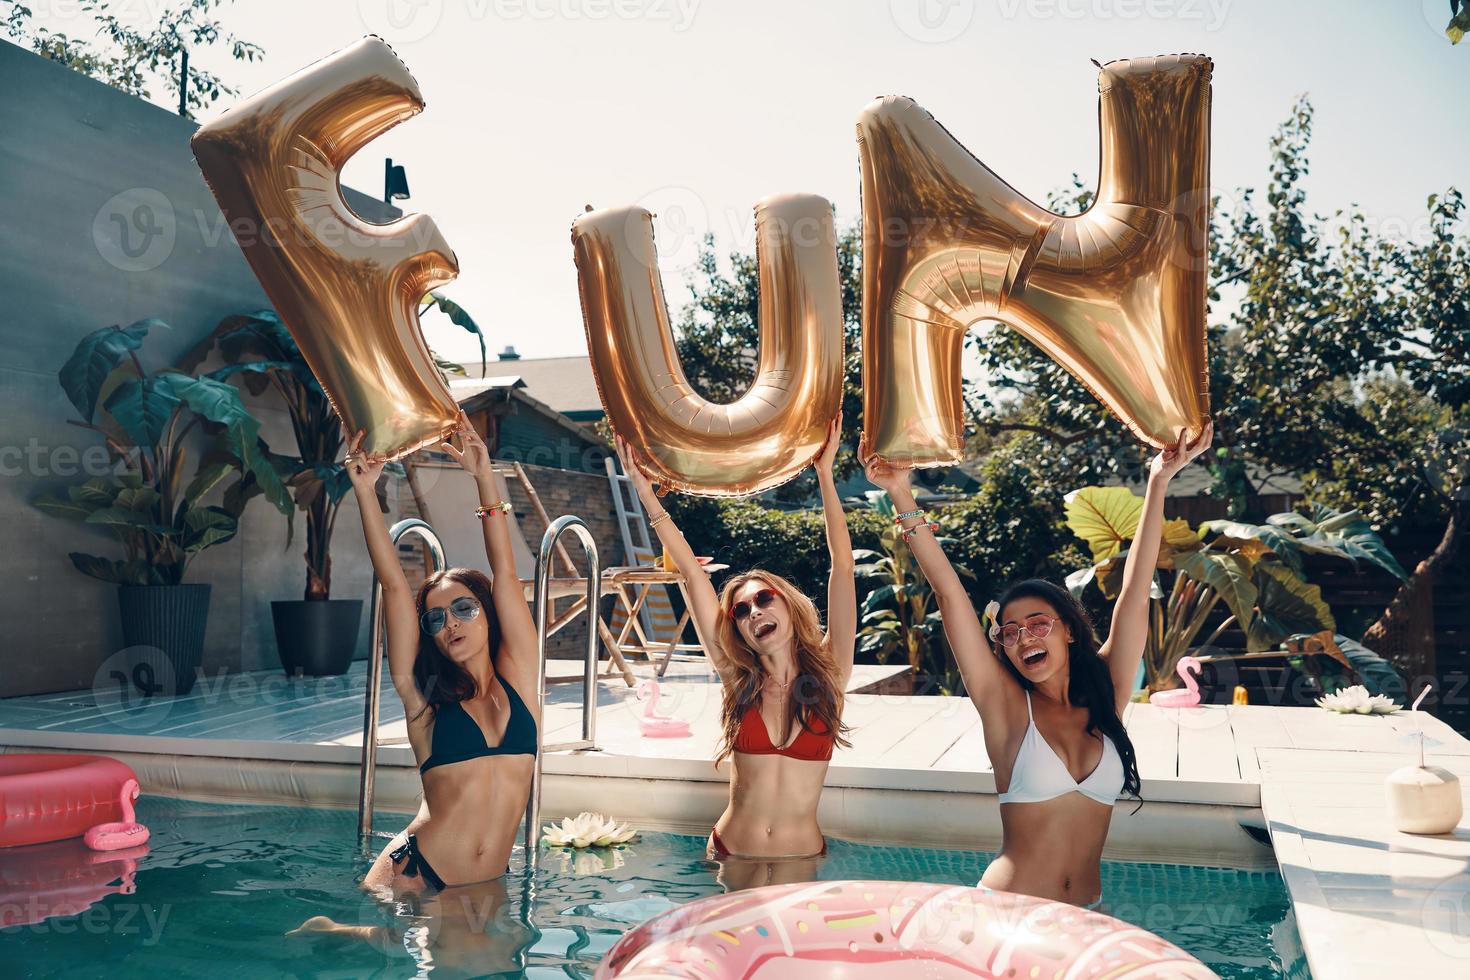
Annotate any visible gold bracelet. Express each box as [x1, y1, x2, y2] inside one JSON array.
[[475, 501, 512, 518], [648, 510, 671, 529]]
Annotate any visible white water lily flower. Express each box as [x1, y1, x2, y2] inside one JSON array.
[[1315, 684, 1401, 715], [540, 811, 638, 848]]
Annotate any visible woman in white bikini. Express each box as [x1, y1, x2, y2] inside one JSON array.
[[863, 423, 1212, 908]]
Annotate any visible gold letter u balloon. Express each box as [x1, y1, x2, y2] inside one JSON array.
[[191, 37, 460, 462], [860, 54, 1213, 465], [574, 195, 845, 496]]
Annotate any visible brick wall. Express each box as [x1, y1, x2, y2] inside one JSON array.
[[393, 458, 630, 661]]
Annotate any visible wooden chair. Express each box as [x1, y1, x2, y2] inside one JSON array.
[[602, 456, 722, 677]]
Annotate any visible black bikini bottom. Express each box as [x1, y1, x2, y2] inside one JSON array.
[[390, 834, 447, 891]]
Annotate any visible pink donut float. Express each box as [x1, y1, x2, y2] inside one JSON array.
[[598, 880, 1217, 979], [0, 754, 147, 849]]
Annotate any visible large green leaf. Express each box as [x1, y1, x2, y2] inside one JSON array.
[[67, 552, 135, 585], [180, 506, 239, 553], [1248, 561, 1335, 651], [158, 374, 291, 514], [1295, 506, 1408, 582], [1200, 519, 1303, 573], [183, 458, 236, 504], [423, 291, 487, 376], [103, 376, 180, 449], [59, 319, 163, 422], [113, 487, 160, 513], [83, 507, 171, 534], [1064, 486, 1142, 561], [1174, 549, 1258, 630]]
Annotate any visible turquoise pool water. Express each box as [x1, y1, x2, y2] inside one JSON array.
[[6, 797, 1309, 979]]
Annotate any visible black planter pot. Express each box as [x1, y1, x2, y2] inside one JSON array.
[[117, 584, 211, 696], [272, 599, 363, 677]]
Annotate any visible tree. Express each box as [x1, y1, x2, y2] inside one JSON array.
[[2, 1, 262, 117], [1210, 99, 1469, 681]]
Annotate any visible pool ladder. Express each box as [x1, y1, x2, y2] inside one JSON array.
[[356, 515, 602, 874]]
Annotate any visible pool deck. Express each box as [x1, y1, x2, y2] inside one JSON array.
[[3, 660, 1469, 977]]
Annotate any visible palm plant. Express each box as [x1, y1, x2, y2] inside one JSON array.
[[183, 298, 485, 601], [34, 319, 291, 585], [1064, 486, 1408, 689], [854, 492, 970, 693]]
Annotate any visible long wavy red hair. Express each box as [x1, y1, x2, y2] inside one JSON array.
[[712, 570, 850, 766]]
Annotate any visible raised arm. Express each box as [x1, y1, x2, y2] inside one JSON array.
[[1101, 422, 1214, 712], [863, 454, 1018, 721], [614, 435, 730, 680], [440, 412, 539, 673], [344, 427, 427, 718], [815, 418, 856, 684]]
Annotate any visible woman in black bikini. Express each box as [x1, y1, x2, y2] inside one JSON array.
[[345, 411, 541, 893]]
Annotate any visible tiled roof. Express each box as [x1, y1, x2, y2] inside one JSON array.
[[457, 355, 602, 417]]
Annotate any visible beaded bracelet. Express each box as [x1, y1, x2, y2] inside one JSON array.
[[901, 521, 940, 540], [894, 508, 924, 522], [475, 501, 512, 518]]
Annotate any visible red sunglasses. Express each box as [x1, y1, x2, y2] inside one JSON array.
[[729, 588, 778, 622]]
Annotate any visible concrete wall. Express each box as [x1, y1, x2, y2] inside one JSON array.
[[0, 41, 412, 696]]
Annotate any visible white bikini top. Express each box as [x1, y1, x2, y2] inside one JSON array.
[[997, 691, 1124, 806]]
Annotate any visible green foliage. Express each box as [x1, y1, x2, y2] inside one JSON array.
[[854, 492, 973, 693], [661, 494, 886, 610], [33, 319, 290, 586], [184, 310, 399, 600], [2, 1, 263, 117], [1063, 483, 1407, 687]]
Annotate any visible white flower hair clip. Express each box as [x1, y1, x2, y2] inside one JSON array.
[[983, 600, 1001, 642]]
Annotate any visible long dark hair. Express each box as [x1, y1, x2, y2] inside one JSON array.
[[996, 578, 1142, 803], [410, 568, 502, 724]]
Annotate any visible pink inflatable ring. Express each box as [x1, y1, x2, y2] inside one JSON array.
[[598, 880, 1217, 979], [0, 754, 145, 849]]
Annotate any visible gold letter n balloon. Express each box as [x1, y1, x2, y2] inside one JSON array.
[[191, 37, 460, 462], [859, 54, 1213, 466], [574, 194, 844, 496]]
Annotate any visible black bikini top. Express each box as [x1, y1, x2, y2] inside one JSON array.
[[419, 670, 538, 774]]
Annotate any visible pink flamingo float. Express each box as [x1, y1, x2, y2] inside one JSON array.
[[1149, 655, 1204, 708], [84, 778, 151, 851], [637, 679, 691, 738]]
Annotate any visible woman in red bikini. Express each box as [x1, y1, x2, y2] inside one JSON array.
[[614, 418, 854, 883]]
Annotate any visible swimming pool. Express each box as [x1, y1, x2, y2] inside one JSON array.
[[5, 797, 1308, 978]]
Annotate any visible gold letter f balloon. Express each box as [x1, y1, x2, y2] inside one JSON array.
[[191, 37, 460, 462], [860, 54, 1213, 465]]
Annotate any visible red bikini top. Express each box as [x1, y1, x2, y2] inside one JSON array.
[[733, 706, 834, 762]]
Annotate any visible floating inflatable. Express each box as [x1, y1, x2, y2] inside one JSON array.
[[0, 754, 148, 850], [0, 836, 147, 927], [598, 880, 1217, 979]]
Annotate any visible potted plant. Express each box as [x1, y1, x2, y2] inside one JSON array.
[[33, 319, 292, 694], [185, 301, 485, 676], [1063, 487, 1409, 692]]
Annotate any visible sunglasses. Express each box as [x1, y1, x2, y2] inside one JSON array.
[[420, 596, 483, 636], [729, 588, 778, 622], [990, 615, 1060, 648]]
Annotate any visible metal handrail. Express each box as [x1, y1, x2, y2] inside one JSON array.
[[524, 514, 601, 870], [358, 518, 446, 842]]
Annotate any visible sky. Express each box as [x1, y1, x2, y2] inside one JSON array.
[[29, 0, 1470, 364]]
